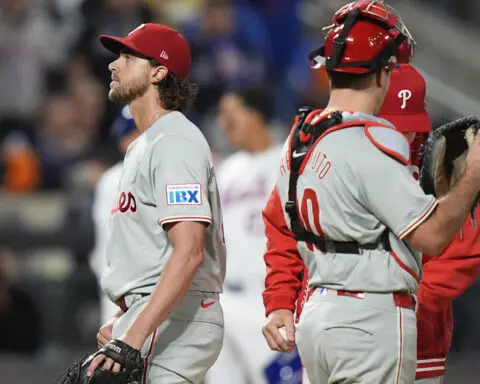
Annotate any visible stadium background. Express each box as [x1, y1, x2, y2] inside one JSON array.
[[0, 0, 479, 382]]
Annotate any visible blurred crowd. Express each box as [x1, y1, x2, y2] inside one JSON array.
[[1, 1, 480, 381], [1, 0, 477, 194], [420, 0, 480, 23], [0, 0, 332, 194]]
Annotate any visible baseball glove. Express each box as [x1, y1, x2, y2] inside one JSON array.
[[55, 340, 144, 384], [420, 115, 480, 206]]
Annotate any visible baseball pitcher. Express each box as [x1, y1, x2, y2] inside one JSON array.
[[58, 23, 227, 384], [206, 87, 302, 384], [260, 2, 480, 383]]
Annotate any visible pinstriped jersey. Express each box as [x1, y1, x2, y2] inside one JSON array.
[[101, 111, 226, 301], [275, 112, 437, 293], [216, 145, 283, 292]]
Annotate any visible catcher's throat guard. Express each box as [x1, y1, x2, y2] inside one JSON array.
[[420, 116, 480, 207], [285, 108, 401, 254]]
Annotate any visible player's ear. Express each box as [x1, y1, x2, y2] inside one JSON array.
[[377, 68, 391, 88], [151, 66, 168, 84], [375, 70, 383, 88]]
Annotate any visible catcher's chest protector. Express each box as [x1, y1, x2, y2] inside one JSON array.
[[364, 125, 411, 165], [286, 109, 408, 254]]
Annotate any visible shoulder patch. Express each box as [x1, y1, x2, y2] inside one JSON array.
[[166, 183, 202, 205], [365, 126, 410, 165]]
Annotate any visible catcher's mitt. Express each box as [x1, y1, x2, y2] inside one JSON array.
[[56, 340, 144, 384], [420, 116, 480, 205]]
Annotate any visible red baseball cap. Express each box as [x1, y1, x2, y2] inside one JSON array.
[[99, 23, 192, 80], [379, 64, 431, 133]]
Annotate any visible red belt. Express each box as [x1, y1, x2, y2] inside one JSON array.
[[116, 293, 149, 312], [116, 297, 128, 312], [390, 292, 416, 310], [309, 288, 416, 310]]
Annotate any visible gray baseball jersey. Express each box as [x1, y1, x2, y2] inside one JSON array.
[[216, 145, 282, 292], [275, 111, 437, 293], [101, 111, 226, 301]]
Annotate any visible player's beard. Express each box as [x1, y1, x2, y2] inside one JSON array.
[[109, 72, 149, 104]]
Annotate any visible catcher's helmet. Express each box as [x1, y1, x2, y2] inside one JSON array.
[[309, 1, 415, 74]]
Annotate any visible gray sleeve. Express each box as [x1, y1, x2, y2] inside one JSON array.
[[359, 152, 438, 239], [149, 136, 212, 227]]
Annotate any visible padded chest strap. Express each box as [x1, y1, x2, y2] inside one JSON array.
[[365, 125, 411, 165]]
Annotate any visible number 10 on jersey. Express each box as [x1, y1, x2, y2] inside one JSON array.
[[299, 188, 324, 252]]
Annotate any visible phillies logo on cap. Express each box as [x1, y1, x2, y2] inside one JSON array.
[[398, 89, 412, 109]]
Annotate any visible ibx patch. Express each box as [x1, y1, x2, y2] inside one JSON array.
[[166, 183, 202, 205]]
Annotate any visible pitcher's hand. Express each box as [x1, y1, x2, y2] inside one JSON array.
[[97, 310, 124, 348]]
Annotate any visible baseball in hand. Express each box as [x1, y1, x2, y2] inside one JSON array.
[[278, 326, 288, 341]]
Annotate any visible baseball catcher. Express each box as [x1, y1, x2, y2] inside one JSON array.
[[56, 340, 143, 384]]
